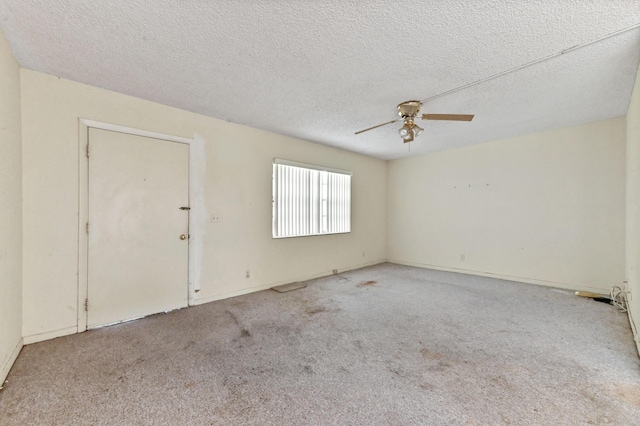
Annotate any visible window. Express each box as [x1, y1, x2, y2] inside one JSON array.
[[272, 158, 351, 238]]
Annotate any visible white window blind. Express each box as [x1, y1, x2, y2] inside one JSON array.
[[273, 159, 351, 238]]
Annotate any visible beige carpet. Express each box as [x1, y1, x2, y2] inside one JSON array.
[[1, 263, 639, 425]]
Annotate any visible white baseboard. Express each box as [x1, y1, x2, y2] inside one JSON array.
[[23, 326, 77, 345], [387, 259, 612, 294], [193, 259, 387, 306], [628, 307, 640, 358], [193, 282, 281, 306], [1, 337, 23, 384]]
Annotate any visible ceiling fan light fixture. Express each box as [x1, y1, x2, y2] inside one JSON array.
[[399, 120, 422, 142], [398, 122, 413, 138], [401, 132, 414, 143], [399, 123, 414, 143]]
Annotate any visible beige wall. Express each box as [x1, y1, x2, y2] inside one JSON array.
[[0, 30, 23, 382], [21, 70, 387, 342], [626, 62, 640, 353], [388, 118, 626, 293], [13, 63, 639, 354]]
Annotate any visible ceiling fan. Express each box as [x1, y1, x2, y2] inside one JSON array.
[[355, 100, 474, 143]]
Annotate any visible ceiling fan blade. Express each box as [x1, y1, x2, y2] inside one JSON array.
[[355, 118, 401, 135], [422, 114, 474, 121]]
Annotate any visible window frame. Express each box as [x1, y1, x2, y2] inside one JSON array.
[[272, 158, 352, 239]]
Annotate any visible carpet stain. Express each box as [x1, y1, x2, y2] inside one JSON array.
[[306, 306, 328, 315], [420, 348, 444, 360], [491, 374, 512, 390], [420, 348, 455, 370], [388, 366, 406, 377], [612, 383, 640, 407], [226, 310, 251, 338], [357, 280, 376, 288], [419, 382, 436, 391], [499, 412, 512, 424], [579, 388, 600, 405]]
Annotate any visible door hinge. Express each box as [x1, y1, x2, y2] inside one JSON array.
[[86, 144, 90, 158], [84, 298, 89, 312], [86, 222, 90, 234]]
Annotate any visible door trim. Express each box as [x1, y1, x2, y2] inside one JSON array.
[[77, 119, 206, 332]]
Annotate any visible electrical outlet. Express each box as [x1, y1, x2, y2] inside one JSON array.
[[246, 270, 250, 279], [211, 214, 221, 223], [333, 269, 338, 274], [460, 254, 465, 262]]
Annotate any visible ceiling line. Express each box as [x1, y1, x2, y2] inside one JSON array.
[[419, 22, 640, 105]]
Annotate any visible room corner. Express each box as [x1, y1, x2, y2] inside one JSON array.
[[626, 54, 640, 355], [0, 27, 23, 385]]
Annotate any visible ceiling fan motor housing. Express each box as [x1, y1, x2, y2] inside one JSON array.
[[397, 100, 421, 118]]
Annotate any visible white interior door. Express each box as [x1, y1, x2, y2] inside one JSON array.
[[87, 128, 189, 328]]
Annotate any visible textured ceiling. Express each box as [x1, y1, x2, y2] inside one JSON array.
[[1, 1, 640, 160]]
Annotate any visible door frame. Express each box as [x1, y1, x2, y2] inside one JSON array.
[[77, 119, 206, 332]]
